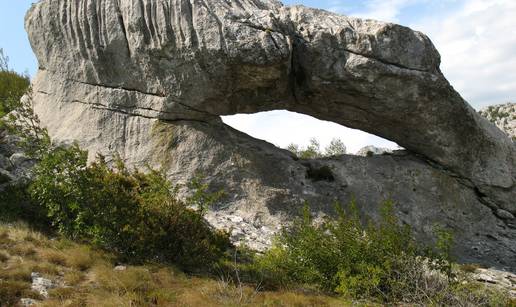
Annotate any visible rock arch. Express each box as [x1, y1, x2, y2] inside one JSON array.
[[26, 0, 516, 268]]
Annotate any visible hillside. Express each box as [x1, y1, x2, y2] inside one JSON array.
[[479, 103, 516, 140], [0, 223, 350, 306]]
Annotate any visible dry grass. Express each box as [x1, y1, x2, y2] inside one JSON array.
[[0, 262, 33, 282], [63, 270, 85, 286], [64, 246, 99, 271], [10, 244, 37, 257], [460, 263, 483, 273], [0, 249, 9, 262], [40, 248, 67, 266], [0, 222, 510, 307], [0, 223, 483, 306]]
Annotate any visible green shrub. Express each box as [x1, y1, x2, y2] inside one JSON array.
[[28, 145, 231, 271], [1, 88, 50, 158], [286, 138, 347, 159], [0, 49, 30, 118], [253, 200, 458, 303]]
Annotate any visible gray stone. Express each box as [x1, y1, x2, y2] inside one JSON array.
[[31, 272, 54, 298], [10, 152, 31, 168], [20, 298, 39, 306], [0, 153, 11, 170], [114, 265, 127, 271], [0, 132, 33, 191], [473, 268, 516, 297], [24, 0, 516, 270]]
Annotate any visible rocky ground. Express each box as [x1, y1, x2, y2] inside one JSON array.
[[0, 222, 513, 307]]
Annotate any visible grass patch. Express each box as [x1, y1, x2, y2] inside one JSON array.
[[0, 250, 9, 262], [0, 280, 41, 306], [65, 246, 100, 271], [460, 263, 483, 273], [39, 249, 67, 266]]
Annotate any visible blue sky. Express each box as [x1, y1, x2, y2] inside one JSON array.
[[1, 0, 515, 152]]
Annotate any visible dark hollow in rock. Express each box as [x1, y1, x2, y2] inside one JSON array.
[[305, 165, 335, 182]]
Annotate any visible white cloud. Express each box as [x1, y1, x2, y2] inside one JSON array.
[[411, 0, 516, 108]]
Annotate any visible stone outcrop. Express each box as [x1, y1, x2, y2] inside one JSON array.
[[480, 103, 516, 140], [25, 0, 516, 269], [0, 129, 33, 190]]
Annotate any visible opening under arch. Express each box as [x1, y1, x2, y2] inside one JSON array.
[[222, 110, 401, 155]]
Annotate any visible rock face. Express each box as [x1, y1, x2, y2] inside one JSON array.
[[480, 103, 516, 140], [25, 0, 516, 269], [0, 129, 33, 190]]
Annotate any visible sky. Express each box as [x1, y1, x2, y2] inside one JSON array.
[[1, 0, 515, 153]]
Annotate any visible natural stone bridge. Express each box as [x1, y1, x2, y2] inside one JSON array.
[[26, 0, 516, 269]]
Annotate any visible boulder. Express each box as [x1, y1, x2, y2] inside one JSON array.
[[25, 0, 516, 269]]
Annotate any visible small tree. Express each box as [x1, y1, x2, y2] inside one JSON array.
[[299, 138, 322, 159], [2, 87, 50, 158], [324, 138, 346, 156], [286, 143, 300, 156]]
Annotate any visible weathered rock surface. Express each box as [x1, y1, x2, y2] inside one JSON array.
[[25, 0, 516, 269], [31, 272, 55, 298], [479, 103, 516, 140], [472, 268, 516, 298], [0, 128, 33, 191]]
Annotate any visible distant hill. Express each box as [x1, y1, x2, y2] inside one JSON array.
[[479, 103, 516, 140]]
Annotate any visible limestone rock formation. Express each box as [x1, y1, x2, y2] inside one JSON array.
[[0, 129, 33, 190], [480, 103, 516, 140], [25, 0, 516, 269]]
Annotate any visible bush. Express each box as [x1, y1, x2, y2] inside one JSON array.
[[286, 138, 347, 159], [251, 200, 509, 305], [0, 49, 30, 118], [1, 88, 50, 158], [28, 144, 231, 270]]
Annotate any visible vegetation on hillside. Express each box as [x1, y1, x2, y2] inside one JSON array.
[[250, 202, 511, 306], [0, 48, 30, 118], [479, 103, 516, 142], [0, 222, 349, 306]]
